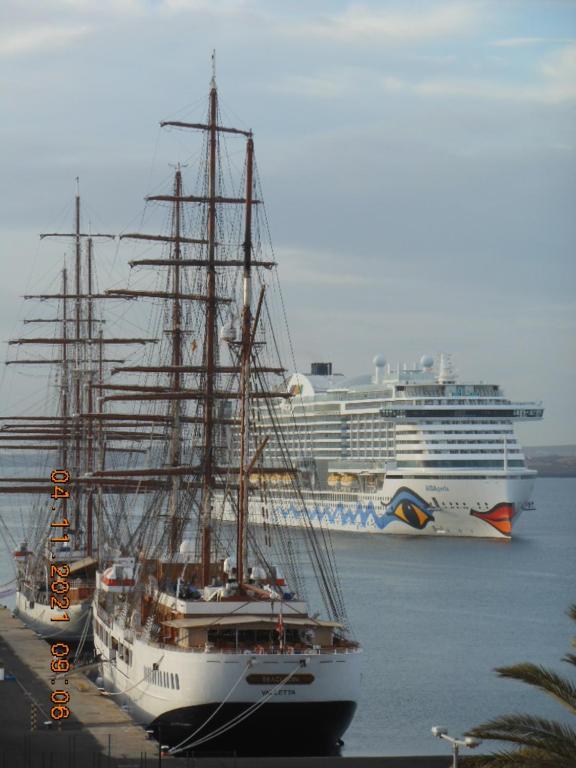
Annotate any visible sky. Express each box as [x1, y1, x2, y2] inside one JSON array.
[[0, 0, 575, 446]]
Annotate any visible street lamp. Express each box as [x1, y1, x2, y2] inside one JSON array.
[[431, 726, 482, 768]]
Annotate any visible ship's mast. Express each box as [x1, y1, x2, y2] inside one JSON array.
[[85, 238, 94, 557], [169, 169, 184, 555], [237, 136, 254, 586], [61, 267, 70, 525], [73, 187, 82, 539], [200, 77, 218, 587]]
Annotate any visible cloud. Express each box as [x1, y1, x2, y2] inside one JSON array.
[[275, 247, 372, 287], [0, 25, 91, 56], [269, 38, 576, 107], [159, 0, 248, 13], [272, 74, 350, 100], [490, 37, 574, 48], [405, 77, 576, 104], [285, 2, 481, 43]]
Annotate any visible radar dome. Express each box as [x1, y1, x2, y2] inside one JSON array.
[[420, 354, 434, 369], [373, 354, 386, 367], [179, 539, 194, 555]]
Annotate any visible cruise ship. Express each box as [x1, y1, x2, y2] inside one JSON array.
[[249, 354, 543, 539]]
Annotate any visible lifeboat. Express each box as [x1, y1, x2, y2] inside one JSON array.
[[340, 474, 355, 487], [327, 474, 340, 487]]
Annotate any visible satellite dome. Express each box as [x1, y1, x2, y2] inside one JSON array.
[[179, 539, 194, 555], [373, 354, 386, 367], [420, 354, 434, 369]]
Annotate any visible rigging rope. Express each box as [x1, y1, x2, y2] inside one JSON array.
[[169, 661, 303, 754]]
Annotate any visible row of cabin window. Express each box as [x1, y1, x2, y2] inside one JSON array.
[[144, 666, 180, 690], [96, 620, 132, 666]]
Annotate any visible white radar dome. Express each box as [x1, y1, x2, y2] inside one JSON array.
[[420, 355, 434, 369], [373, 354, 386, 367], [179, 539, 195, 555]]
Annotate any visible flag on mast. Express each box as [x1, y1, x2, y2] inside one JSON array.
[[275, 603, 284, 651]]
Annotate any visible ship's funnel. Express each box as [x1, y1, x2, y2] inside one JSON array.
[[310, 362, 332, 376]]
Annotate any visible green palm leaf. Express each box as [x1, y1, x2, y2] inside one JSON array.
[[468, 713, 576, 758], [494, 663, 576, 715], [465, 604, 576, 766], [463, 746, 574, 768]]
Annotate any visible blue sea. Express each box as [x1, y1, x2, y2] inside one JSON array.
[[0, 477, 574, 757], [337, 477, 576, 756]]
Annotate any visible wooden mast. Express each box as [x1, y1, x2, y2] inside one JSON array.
[[61, 267, 70, 527], [200, 74, 218, 587], [237, 135, 254, 586], [86, 238, 94, 557], [73, 186, 82, 541], [169, 168, 184, 555]]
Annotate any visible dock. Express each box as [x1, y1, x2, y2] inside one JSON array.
[[0, 604, 161, 767], [1, 605, 454, 767]]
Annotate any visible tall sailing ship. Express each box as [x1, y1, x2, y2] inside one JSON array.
[[1, 193, 155, 639], [91, 73, 361, 755]]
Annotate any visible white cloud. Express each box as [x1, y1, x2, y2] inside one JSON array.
[[396, 76, 576, 105], [286, 3, 481, 43], [276, 247, 371, 287], [159, 0, 249, 14], [55, 0, 141, 11], [272, 74, 348, 100], [377, 42, 576, 104], [490, 37, 574, 48], [0, 25, 91, 56]]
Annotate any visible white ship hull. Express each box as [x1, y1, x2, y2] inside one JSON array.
[[93, 608, 361, 755], [14, 590, 91, 641], [243, 472, 536, 539]]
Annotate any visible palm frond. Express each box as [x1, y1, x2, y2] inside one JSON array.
[[494, 662, 576, 715], [468, 713, 576, 759], [567, 604, 576, 623], [462, 746, 575, 768], [564, 653, 576, 668]]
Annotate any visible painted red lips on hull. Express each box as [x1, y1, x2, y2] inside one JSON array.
[[470, 502, 516, 536]]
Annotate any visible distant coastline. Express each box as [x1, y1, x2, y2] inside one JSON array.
[[525, 445, 576, 477], [2, 447, 576, 477]]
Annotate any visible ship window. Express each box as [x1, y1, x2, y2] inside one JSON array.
[[175, 675, 180, 690], [170, 673, 175, 689]]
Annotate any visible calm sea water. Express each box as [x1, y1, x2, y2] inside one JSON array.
[[0, 477, 574, 757], [337, 477, 576, 756]]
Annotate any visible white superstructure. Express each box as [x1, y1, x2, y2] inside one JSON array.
[[253, 355, 543, 538], [93, 558, 361, 756]]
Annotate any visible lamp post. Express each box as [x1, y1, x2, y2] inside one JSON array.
[[431, 726, 482, 768]]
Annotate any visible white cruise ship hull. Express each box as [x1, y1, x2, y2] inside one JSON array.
[[245, 472, 536, 539], [93, 610, 361, 755]]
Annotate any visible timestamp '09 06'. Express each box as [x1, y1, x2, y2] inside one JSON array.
[[50, 643, 70, 720]]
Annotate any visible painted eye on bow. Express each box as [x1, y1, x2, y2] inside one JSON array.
[[387, 488, 434, 530]]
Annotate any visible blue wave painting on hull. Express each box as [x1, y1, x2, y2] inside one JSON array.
[[276, 486, 435, 531]]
